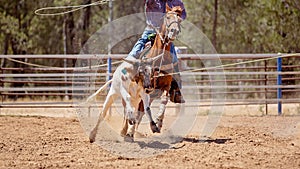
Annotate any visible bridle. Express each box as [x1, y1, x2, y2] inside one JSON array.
[[164, 12, 182, 33], [143, 9, 182, 80], [149, 11, 182, 46]]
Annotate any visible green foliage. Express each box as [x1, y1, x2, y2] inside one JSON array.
[[0, 0, 299, 54], [185, 0, 300, 53]]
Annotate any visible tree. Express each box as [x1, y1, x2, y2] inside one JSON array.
[[212, 0, 218, 48], [1, 0, 299, 54]]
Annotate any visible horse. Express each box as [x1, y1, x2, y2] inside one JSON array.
[[136, 5, 184, 133]]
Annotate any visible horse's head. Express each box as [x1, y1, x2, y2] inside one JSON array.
[[162, 5, 183, 42], [123, 54, 163, 94]]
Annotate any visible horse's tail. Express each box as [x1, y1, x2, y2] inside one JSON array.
[[86, 79, 113, 102]]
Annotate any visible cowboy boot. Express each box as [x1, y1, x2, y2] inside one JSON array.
[[169, 77, 185, 103]]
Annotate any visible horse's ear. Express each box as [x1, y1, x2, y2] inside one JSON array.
[[166, 3, 171, 12], [173, 6, 183, 17]]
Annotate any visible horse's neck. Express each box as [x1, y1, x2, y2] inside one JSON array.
[[149, 34, 172, 63], [153, 26, 170, 52], [154, 35, 171, 51]]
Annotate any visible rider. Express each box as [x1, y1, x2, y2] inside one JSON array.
[[128, 0, 187, 103]]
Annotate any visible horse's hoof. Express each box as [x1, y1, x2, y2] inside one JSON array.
[[150, 121, 160, 133]]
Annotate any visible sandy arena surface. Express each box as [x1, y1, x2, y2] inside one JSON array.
[[0, 114, 300, 169]]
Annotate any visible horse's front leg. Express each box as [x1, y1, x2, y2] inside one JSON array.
[[156, 90, 169, 131], [140, 92, 160, 133]]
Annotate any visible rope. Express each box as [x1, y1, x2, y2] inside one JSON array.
[[34, 0, 111, 16], [5, 57, 122, 70], [5, 53, 300, 75], [157, 53, 300, 77], [157, 44, 167, 75]]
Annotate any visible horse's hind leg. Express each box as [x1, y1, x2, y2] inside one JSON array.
[[89, 91, 117, 143]]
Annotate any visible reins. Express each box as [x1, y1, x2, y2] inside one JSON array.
[[157, 44, 168, 75], [150, 26, 168, 76], [150, 12, 181, 76]]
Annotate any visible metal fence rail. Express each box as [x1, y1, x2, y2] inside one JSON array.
[[1, 53, 300, 115]]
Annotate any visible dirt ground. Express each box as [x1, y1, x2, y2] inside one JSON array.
[[0, 114, 300, 169]]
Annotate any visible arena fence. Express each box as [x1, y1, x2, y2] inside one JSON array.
[[1, 53, 300, 115]]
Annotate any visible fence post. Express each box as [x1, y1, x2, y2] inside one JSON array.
[[64, 58, 69, 100], [107, 57, 112, 83], [107, 0, 113, 86], [88, 57, 92, 117], [0, 62, 3, 113], [175, 46, 187, 115], [264, 60, 268, 115], [277, 53, 282, 115]]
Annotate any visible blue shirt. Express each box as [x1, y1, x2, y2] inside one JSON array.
[[145, 0, 187, 28]]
